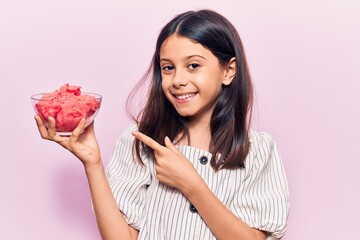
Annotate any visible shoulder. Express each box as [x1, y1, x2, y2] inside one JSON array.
[[107, 123, 148, 170], [249, 129, 276, 153], [112, 123, 139, 150], [121, 123, 138, 136], [249, 129, 274, 145], [247, 129, 280, 166], [117, 123, 138, 140]]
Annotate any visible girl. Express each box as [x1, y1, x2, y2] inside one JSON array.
[[35, 9, 289, 240]]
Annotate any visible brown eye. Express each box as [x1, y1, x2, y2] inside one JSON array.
[[162, 65, 174, 71], [188, 63, 200, 70]]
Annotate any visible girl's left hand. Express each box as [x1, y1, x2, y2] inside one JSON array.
[[132, 131, 203, 195]]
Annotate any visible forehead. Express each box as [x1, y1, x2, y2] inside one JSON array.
[[160, 34, 214, 59]]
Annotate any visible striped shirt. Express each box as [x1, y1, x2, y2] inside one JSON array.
[[106, 124, 289, 240]]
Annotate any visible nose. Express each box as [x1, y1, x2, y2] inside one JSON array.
[[173, 70, 188, 88]]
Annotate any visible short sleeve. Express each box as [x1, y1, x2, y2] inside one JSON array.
[[230, 132, 290, 239], [106, 124, 151, 230]]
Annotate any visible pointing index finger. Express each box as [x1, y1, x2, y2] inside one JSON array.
[[132, 131, 163, 151]]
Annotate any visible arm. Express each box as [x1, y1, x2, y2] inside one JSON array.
[[35, 116, 138, 240], [85, 162, 139, 240], [132, 132, 265, 240], [183, 177, 265, 240]]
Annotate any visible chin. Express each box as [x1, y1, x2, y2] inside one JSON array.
[[175, 110, 194, 118]]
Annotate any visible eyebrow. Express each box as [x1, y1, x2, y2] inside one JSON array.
[[160, 55, 207, 62]]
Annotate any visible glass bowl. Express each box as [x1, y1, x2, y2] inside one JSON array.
[[31, 92, 102, 136]]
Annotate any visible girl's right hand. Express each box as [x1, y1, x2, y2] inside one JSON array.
[[34, 115, 102, 169]]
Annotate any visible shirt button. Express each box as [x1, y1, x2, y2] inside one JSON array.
[[189, 204, 197, 213], [199, 156, 208, 165]]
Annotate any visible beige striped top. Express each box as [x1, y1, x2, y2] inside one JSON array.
[[106, 124, 289, 240]]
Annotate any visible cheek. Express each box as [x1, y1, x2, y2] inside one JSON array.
[[161, 79, 167, 92], [161, 75, 173, 89], [161, 79, 172, 100], [201, 78, 223, 99]]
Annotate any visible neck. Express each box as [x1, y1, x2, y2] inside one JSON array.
[[187, 120, 210, 134], [181, 117, 212, 151]]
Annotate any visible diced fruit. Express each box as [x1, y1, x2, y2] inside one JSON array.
[[35, 84, 100, 132]]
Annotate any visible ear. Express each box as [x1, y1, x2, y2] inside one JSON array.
[[222, 57, 236, 86]]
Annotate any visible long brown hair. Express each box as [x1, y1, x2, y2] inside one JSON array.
[[127, 10, 253, 170]]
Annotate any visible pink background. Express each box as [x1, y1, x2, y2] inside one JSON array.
[[1, 0, 359, 239]]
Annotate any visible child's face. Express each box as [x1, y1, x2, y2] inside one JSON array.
[[160, 34, 231, 123]]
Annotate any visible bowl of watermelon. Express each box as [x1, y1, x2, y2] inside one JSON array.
[[31, 84, 102, 136]]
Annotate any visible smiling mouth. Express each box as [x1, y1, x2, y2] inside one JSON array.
[[174, 93, 197, 100]]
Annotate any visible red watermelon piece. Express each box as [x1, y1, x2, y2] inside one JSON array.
[[35, 84, 100, 132]]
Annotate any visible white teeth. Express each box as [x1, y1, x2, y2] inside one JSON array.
[[176, 93, 195, 100]]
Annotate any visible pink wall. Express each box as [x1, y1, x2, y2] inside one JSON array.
[[1, 0, 359, 239]]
